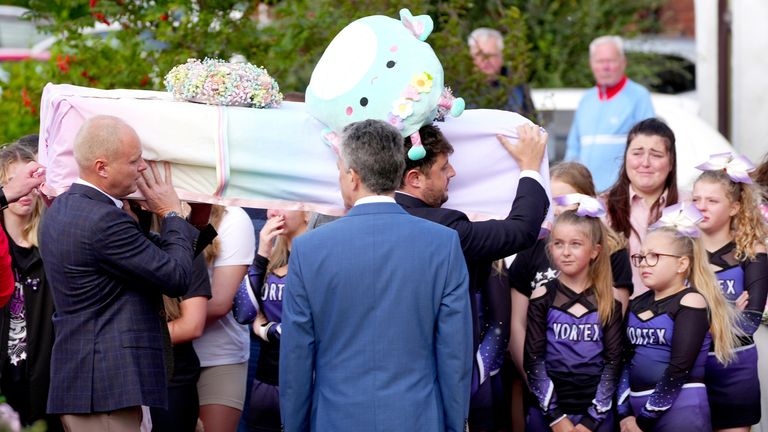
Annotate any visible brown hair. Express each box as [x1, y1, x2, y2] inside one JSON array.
[[550, 162, 597, 196], [401, 124, 454, 186], [605, 118, 679, 240]]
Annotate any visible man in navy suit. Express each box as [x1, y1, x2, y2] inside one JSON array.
[[40, 115, 204, 431], [396, 123, 549, 430], [279, 120, 472, 432]]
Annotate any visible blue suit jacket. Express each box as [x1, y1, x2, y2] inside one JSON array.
[[279, 202, 472, 432], [39, 183, 199, 413]]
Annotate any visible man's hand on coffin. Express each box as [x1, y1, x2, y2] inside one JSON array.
[[3, 161, 45, 203], [136, 161, 182, 218], [497, 124, 548, 172]]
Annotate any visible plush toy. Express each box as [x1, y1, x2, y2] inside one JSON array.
[[306, 9, 464, 160]]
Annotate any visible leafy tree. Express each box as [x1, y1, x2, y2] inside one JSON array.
[[1, 0, 667, 144]]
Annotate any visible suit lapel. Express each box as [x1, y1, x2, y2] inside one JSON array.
[[68, 183, 119, 207]]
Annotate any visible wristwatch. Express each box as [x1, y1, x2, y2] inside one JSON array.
[[164, 211, 181, 219]]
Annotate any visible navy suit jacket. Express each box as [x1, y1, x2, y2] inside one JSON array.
[[40, 183, 199, 413], [279, 202, 472, 432], [395, 177, 549, 363]]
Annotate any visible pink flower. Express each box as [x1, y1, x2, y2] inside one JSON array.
[[387, 113, 403, 130]]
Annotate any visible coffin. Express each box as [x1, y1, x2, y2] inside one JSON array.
[[38, 83, 551, 220]]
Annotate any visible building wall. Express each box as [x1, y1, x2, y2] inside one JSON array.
[[693, 0, 718, 130], [731, 0, 768, 163]]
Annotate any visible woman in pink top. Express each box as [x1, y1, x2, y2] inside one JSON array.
[[603, 118, 681, 297]]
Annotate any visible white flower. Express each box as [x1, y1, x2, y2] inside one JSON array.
[[391, 98, 414, 119]]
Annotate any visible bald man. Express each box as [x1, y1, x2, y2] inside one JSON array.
[[40, 116, 205, 431]]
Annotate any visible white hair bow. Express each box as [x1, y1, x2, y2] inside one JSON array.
[[650, 202, 704, 237], [552, 193, 605, 218], [695, 152, 755, 184]]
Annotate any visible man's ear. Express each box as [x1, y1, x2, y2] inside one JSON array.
[[348, 168, 362, 192], [403, 168, 424, 190], [94, 159, 108, 178]]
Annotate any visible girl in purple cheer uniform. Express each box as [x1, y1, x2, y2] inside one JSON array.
[[618, 217, 738, 432], [524, 205, 623, 432], [232, 209, 308, 432], [693, 162, 768, 431]]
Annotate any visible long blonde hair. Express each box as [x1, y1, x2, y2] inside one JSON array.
[[0, 144, 43, 247], [695, 170, 768, 260], [266, 211, 309, 275], [550, 211, 615, 326], [163, 296, 181, 321], [267, 236, 290, 275], [550, 161, 627, 254], [652, 226, 739, 364]]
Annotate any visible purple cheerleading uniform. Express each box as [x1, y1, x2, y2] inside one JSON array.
[[233, 254, 284, 432], [704, 242, 767, 429], [618, 287, 712, 432], [524, 280, 622, 431]]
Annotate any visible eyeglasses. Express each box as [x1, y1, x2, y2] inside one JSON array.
[[471, 50, 502, 61], [630, 252, 682, 267]]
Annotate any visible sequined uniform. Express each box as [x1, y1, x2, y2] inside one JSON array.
[[524, 280, 622, 431], [705, 241, 767, 428], [618, 287, 712, 431]]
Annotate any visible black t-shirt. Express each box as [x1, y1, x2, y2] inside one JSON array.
[[508, 238, 633, 297], [169, 254, 212, 387]]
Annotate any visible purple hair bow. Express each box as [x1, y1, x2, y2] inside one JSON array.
[[553, 194, 605, 218], [649, 202, 704, 237], [695, 152, 755, 184]]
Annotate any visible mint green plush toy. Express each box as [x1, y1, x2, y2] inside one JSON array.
[[306, 8, 464, 160]]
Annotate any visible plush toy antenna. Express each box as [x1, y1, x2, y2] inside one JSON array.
[[407, 131, 426, 161], [399, 9, 434, 41]]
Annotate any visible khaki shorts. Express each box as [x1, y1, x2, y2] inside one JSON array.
[[197, 362, 248, 410]]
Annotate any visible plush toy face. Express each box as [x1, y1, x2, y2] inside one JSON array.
[[306, 11, 444, 138]]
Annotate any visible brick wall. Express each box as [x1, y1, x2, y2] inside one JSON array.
[[660, 0, 696, 37]]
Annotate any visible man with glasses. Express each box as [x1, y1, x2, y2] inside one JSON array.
[[467, 27, 537, 120]]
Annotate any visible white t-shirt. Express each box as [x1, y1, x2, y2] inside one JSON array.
[[193, 206, 256, 367]]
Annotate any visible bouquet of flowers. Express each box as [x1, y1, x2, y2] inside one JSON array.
[[164, 58, 283, 108]]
